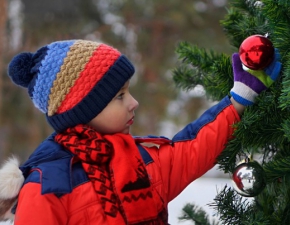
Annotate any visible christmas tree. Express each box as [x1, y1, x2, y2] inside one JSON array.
[[173, 0, 290, 224]]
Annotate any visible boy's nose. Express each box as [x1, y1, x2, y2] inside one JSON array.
[[130, 96, 139, 111]]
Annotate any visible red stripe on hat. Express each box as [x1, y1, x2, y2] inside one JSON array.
[[57, 44, 121, 114]]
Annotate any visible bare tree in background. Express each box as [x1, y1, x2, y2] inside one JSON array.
[[0, 0, 7, 160], [0, 0, 7, 124]]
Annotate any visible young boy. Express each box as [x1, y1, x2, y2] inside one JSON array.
[[0, 40, 281, 224]]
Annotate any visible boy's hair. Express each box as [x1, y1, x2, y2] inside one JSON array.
[[8, 40, 135, 132]]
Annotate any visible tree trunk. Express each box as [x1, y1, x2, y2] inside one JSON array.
[[0, 0, 7, 162], [0, 0, 7, 123]]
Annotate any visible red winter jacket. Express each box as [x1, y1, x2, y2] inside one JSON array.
[[14, 96, 240, 225]]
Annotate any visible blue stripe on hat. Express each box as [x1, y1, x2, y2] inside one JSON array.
[[32, 40, 76, 113]]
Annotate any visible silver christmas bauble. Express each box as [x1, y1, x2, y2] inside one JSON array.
[[232, 160, 266, 197]]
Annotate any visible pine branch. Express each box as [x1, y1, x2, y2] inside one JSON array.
[[262, 0, 290, 52], [217, 92, 286, 173], [279, 52, 290, 110], [208, 186, 252, 225], [178, 203, 220, 225], [264, 156, 290, 182], [173, 41, 232, 101], [254, 179, 290, 225], [221, 0, 269, 48], [208, 186, 274, 225], [282, 119, 290, 142]]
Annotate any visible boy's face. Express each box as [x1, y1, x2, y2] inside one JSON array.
[[88, 81, 139, 134]]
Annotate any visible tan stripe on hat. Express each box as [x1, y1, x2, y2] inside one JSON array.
[[48, 40, 101, 116]]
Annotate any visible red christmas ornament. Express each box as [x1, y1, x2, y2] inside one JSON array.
[[239, 34, 274, 70]]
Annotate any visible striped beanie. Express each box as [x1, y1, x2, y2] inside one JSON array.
[[8, 40, 135, 132]]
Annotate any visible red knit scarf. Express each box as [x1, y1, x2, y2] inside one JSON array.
[[55, 125, 167, 225]]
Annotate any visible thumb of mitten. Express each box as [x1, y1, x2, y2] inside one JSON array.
[[244, 49, 282, 87], [264, 49, 282, 82]]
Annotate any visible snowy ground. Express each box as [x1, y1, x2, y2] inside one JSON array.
[[0, 221, 12, 225], [168, 177, 231, 225]]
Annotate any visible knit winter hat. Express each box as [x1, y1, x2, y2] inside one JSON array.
[[8, 40, 135, 132]]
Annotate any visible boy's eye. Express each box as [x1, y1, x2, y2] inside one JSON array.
[[116, 93, 124, 99]]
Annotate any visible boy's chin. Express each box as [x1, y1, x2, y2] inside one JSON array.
[[121, 127, 130, 134]]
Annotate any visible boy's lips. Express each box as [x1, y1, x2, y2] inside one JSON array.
[[127, 117, 134, 125]]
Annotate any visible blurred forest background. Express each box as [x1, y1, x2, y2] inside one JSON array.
[[0, 0, 233, 163]]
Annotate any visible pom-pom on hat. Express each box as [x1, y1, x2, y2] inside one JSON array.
[[8, 40, 135, 132]]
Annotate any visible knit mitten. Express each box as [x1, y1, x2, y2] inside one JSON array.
[[230, 49, 282, 106]]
